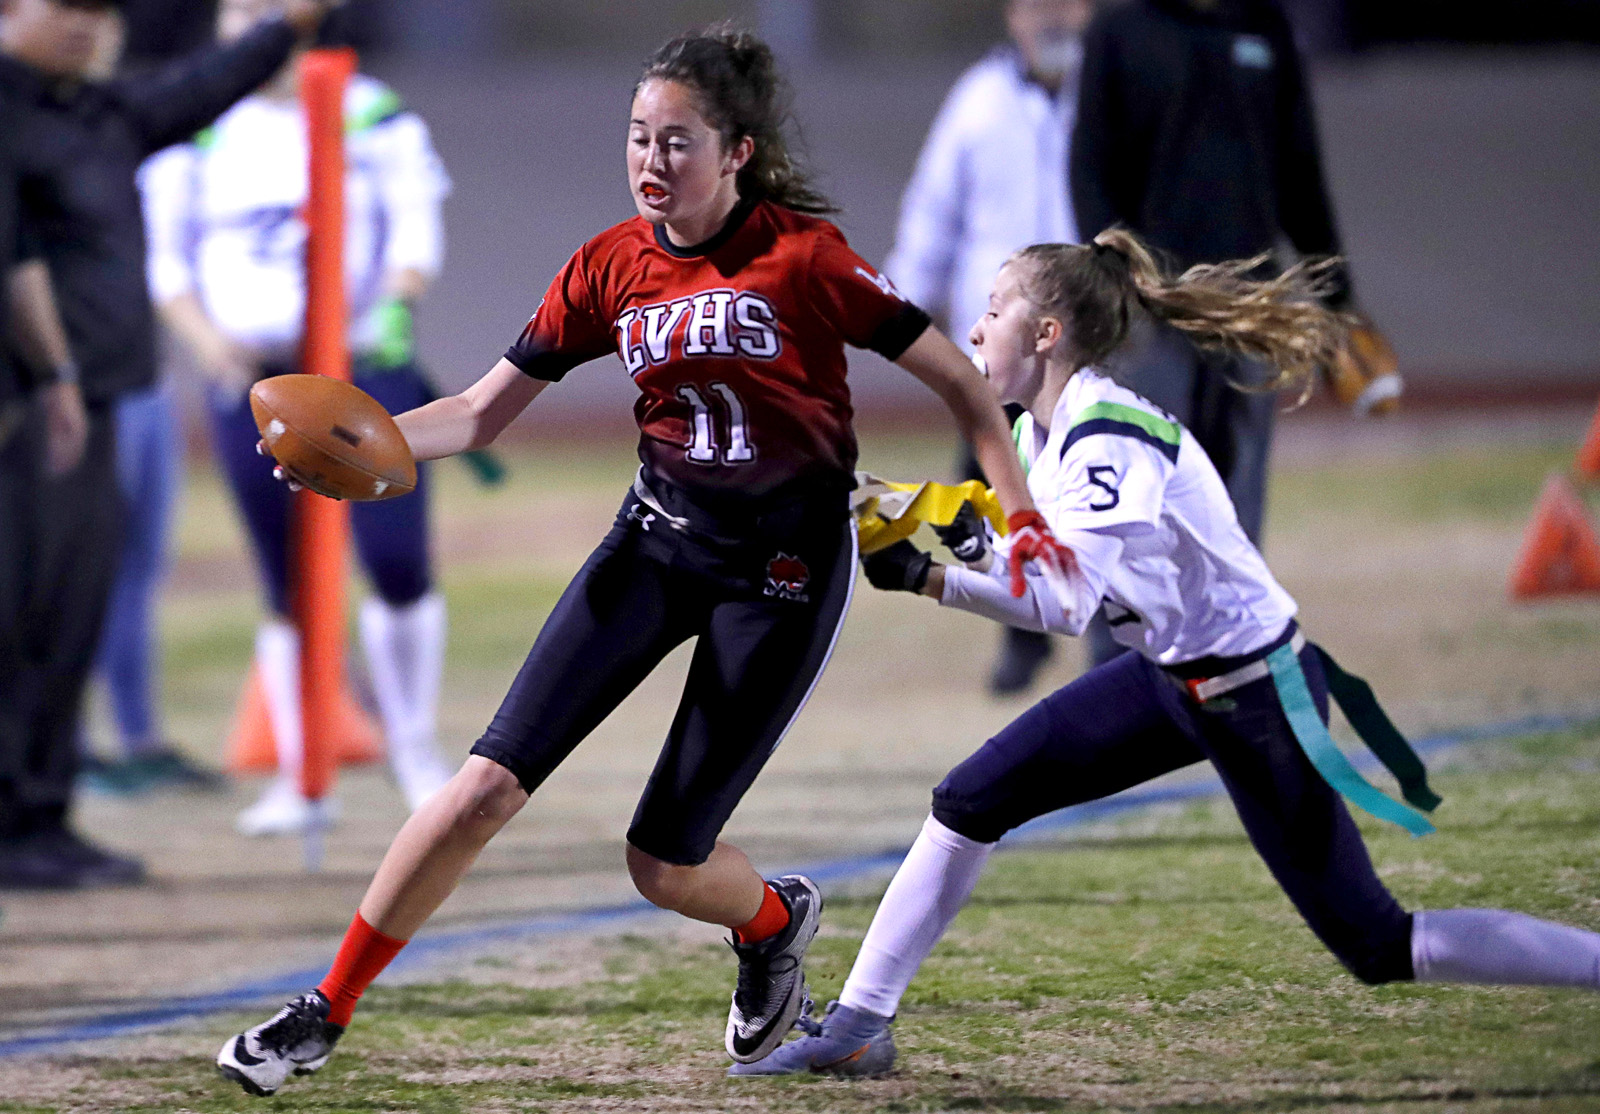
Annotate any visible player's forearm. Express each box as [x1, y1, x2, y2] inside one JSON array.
[[967, 408, 1032, 517], [938, 563, 1082, 636], [895, 329, 1036, 517], [396, 358, 544, 460]]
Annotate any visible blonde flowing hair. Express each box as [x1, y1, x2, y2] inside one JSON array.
[[1010, 228, 1352, 402]]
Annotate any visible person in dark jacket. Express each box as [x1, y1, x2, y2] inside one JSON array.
[[0, 0, 344, 890], [1070, 0, 1355, 666]]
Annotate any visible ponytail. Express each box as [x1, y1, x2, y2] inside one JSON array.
[[1011, 229, 1352, 401], [639, 24, 837, 215]]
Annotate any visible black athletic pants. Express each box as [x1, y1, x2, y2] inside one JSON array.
[[0, 402, 123, 837], [471, 473, 856, 866], [931, 626, 1415, 985]]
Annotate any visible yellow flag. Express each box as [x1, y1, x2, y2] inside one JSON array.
[[851, 472, 1007, 555]]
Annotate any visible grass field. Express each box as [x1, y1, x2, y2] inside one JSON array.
[[2, 409, 1599, 1112]]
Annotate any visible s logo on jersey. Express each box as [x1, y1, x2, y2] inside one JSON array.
[[764, 553, 811, 602], [616, 290, 782, 377]]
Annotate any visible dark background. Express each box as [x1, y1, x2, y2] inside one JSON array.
[[113, 0, 1600, 418]]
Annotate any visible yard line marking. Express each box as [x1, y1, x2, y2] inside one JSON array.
[[1, 707, 1595, 1059]]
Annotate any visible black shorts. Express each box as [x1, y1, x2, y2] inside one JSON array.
[[470, 471, 856, 866]]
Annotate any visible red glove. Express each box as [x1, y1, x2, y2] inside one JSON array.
[[1006, 511, 1077, 598]]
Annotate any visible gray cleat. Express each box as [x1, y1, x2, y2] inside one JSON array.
[[728, 1000, 897, 1078]]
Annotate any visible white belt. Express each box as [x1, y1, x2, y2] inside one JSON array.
[[1179, 630, 1306, 704]]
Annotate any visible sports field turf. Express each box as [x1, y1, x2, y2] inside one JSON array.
[[1, 410, 1598, 1112]]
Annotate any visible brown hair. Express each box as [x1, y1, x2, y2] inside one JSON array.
[[1009, 228, 1351, 400], [639, 24, 836, 215]]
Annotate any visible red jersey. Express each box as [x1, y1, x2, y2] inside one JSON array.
[[505, 200, 931, 498]]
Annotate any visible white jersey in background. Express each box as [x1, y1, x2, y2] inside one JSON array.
[[140, 76, 451, 360], [884, 46, 1077, 349], [942, 370, 1298, 664]]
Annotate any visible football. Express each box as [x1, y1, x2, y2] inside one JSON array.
[[250, 374, 417, 501]]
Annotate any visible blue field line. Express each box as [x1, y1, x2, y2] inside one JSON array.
[[1, 705, 1595, 1060]]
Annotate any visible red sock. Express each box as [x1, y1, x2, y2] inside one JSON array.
[[733, 884, 790, 945], [317, 912, 408, 1027]]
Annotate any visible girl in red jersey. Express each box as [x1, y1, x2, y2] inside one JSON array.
[[218, 25, 1074, 1096]]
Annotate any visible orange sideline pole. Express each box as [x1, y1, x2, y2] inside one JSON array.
[[295, 48, 358, 813]]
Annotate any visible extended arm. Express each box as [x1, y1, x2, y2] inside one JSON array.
[[894, 327, 1033, 517], [120, 2, 339, 154], [393, 358, 545, 462]]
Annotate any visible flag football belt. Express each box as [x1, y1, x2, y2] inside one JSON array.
[[849, 473, 1008, 555], [1171, 631, 1443, 839]]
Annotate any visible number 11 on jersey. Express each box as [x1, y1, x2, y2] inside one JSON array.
[[677, 382, 756, 465]]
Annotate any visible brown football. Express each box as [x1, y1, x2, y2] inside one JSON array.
[[250, 375, 417, 501]]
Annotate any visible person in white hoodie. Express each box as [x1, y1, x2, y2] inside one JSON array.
[[734, 229, 1600, 1077], [885, 0, 1093, 696], [140, 0, 453, 835]]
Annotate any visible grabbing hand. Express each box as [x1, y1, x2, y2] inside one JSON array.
[[41, 381, 87, 477], [861, 540, 933, 594], [931, 500, 989, 564], [1005, 511, 1076, 598]]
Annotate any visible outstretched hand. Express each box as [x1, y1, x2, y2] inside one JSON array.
[[1005, 511, 1076, 598]]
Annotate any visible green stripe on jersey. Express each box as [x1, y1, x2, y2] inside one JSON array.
[[1069, 402, 1180, 448], [347, 88, 404, 134], [1012, 413, 1031, 475]]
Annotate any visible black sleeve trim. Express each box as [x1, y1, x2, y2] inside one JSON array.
[[503, 345, 587, 383], [867, 303, 934, 361]]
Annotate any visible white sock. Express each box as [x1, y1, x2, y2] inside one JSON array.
[[255, 619, 303, 789], [1412, 909, 1600, 989], [359, 591, 447, 773], [838, 815, 995, 1018]]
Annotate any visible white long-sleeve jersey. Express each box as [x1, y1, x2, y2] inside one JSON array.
[[883, 46, 1077, 349], [140, 75, 450, 358], [941, 370, 1297, 665]]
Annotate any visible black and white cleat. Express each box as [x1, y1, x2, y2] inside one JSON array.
[[216, 988, 345, 1097], [725, 874, 823, 1064]]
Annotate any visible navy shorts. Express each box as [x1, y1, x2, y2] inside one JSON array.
[[471, 472, 856, 866], [209, 362, 435, 616], [932, 629, 1415, 985]]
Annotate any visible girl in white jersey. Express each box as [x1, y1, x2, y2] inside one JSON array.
[[734, 229, 1600, 1078]]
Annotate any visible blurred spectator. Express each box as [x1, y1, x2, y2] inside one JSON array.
[[884, 0, 1093, 696], [1071, 0, 1352, 665], [0, 0, 341, 890], [69, 7, 225, 796], [142, 0, 455, 836]]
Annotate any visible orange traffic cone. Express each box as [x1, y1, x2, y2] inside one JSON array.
[[224, 666, 384, 773], [1577, 400, 1600, 478], [1508, 474, 1600, 600]]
